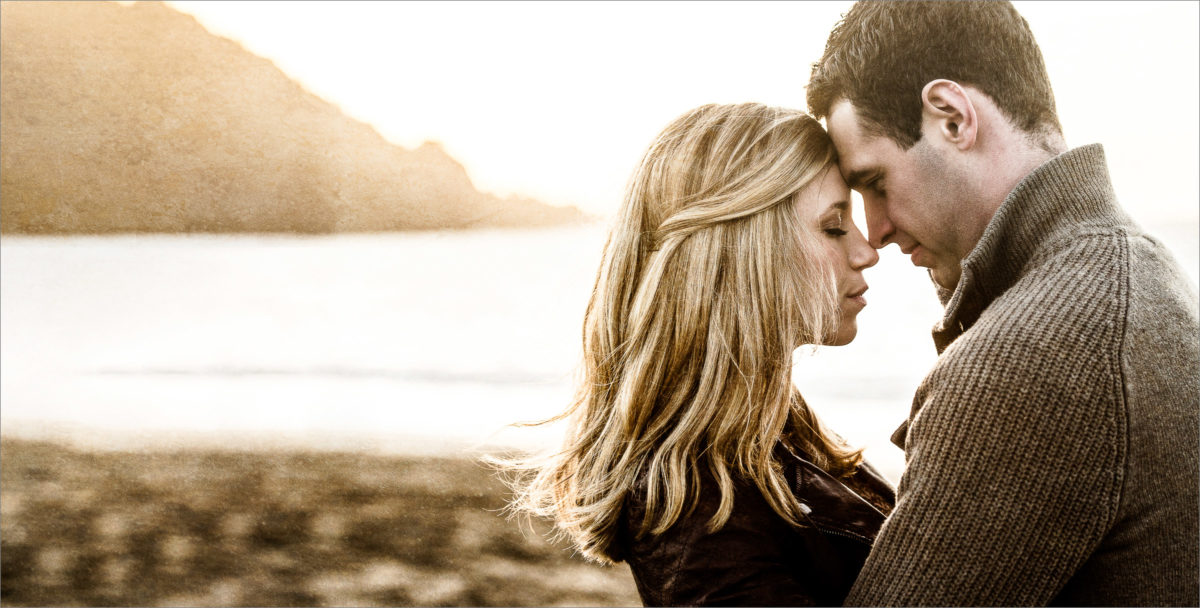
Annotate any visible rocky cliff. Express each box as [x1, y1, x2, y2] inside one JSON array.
[[0, 1, 589, 234]]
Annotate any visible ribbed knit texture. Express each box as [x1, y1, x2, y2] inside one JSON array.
[[847, 145, 1200, 607]]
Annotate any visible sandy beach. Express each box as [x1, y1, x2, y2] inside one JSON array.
[[0, 438, 639, 606]]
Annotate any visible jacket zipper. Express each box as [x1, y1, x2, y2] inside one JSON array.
[[792, 462, 878, 546], [809, 523, 872, 545]]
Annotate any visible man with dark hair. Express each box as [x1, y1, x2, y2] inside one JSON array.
[[808, 2, 1199, 605]]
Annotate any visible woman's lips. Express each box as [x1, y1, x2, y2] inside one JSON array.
[[846, 286, 868, 307]]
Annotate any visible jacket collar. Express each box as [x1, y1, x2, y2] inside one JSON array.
[[930, 144, 1128, 354], [787, 453, 892, 543]]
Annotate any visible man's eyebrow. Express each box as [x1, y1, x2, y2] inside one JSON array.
[[844, 169, 873, 189]]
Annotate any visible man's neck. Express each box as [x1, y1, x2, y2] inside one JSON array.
[[977, 129, 1066, 236]]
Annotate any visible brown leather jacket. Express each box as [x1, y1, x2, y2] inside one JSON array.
[[611, 453, 894, 606]]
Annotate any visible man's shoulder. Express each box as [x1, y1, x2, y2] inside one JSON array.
[[1122, 230, 1200, 306], [1021, 225, 1127, 286], [1020, 218, 1191, 289], [929, 222, 1198, 397], [985, 225, 1195, 337], [975, 230, 1128, 344]]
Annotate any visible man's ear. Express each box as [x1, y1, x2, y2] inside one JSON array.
[[920, 79, 977, 150]]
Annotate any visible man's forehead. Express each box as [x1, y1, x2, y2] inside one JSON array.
[[827, 101, 871, 149], [826, 99, 858, 128], [826, 101, 874, 181]]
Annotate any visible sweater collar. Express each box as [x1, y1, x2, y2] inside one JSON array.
[[930, 144, 1126, 352]]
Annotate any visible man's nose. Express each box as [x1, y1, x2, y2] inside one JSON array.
[[863, 194, 894, 249]]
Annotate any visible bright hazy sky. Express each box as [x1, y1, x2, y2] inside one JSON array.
[[168, 1, 1198, 226]]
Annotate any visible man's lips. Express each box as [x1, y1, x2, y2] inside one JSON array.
[[901, 244, 928, 267]]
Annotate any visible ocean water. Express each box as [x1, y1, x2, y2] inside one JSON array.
[[3, 222, 1196, 483]]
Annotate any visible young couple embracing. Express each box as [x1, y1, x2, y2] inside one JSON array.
[[503, 3, 1199, 605]]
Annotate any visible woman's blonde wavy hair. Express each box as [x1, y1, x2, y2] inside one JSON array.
[[500, 103, 863, 563]]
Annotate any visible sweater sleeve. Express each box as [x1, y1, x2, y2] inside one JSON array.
[[846, 238, 1128, 606]]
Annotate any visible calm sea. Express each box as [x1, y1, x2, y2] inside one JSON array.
[[3, 222, 1196, 483]]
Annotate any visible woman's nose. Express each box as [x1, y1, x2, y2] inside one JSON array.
[[849, 223, 879, 270]]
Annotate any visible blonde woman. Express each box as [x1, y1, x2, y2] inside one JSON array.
[[505, 103, 892, 605]]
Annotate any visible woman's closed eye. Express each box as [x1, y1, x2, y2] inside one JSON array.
[[823, 210, 847, 237]]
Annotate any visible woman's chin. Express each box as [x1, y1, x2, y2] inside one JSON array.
[[825, 323, 858, 346]]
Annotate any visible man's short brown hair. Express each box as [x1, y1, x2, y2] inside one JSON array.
[[807, 1, 1063, 149]]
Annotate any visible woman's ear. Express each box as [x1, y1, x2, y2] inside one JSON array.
[[920, 79, 977, 150]]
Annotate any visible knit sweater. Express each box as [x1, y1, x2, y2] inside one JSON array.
[[846, 145, 1200, 606]]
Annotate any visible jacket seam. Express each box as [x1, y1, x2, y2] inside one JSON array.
[[1109, 229, 1132, 531], [1023, 228, 1122, 275], [661, 510, 707, 605]]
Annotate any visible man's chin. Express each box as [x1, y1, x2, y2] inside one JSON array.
[[929, 265, 962, 291]]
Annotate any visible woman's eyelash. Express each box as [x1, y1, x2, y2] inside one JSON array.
[[822, 210, 847, 237]]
